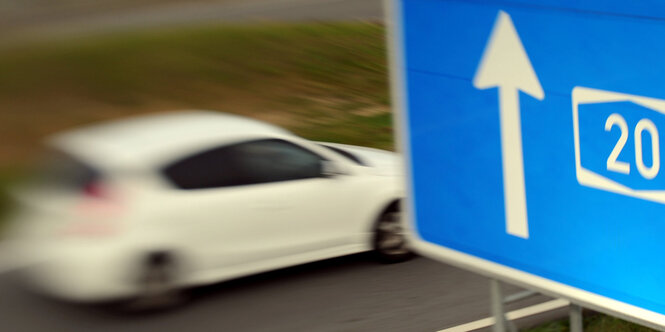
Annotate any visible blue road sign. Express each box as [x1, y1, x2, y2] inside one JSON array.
[[391, 0, 665, 327]]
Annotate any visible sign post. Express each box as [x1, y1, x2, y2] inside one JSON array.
[[389, 0, 665, 329]]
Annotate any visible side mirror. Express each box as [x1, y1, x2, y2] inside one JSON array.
[[321, 160, 347, 178]]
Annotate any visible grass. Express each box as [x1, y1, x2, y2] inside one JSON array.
[[0, 166, 28, 237], [0, 24, 387, 101], [0, 22, 390, 231], [525, 313, 657, 332], [0, 22, 389, 164]]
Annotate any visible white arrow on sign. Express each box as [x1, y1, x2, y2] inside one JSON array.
[[473, 11, 544, 239]]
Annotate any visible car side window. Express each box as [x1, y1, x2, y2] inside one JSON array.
[[163, 139, 324, 190], [162, 144, 239, 190]]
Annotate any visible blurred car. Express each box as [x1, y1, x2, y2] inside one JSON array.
[[7, 111, 411, 308]]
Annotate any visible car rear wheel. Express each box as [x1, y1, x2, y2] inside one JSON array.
[[373, 210, 413, 263], [125, 252, 186, 311]]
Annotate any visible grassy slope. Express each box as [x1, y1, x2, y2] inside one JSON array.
[[525, 313, 658, 332], [0, 22, 390, 233], [0, 22, 391, 167]]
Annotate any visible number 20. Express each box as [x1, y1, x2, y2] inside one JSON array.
[[605, 113, 660, 179]]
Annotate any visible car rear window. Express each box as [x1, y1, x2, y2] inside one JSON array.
[[31, 149, 102, 190]]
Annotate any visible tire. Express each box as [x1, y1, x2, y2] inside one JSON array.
[[124, 252, 186, 312], [373, 209, 413, 263]]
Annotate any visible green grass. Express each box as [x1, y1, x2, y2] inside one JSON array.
[[0, 166, 29, 237], [0, 22, 391, 165], [525, 313, 657, 332], [0, 22, 391, 232], [0, 22, 387, 108], [293, 112, 394, 150]]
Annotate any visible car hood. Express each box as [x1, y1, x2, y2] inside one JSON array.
[[319, 142, 403, 176]]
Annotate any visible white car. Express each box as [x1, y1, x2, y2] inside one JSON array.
[[8, 111, 411, 307]]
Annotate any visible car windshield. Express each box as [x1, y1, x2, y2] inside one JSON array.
[[317, 144, 367, 166]]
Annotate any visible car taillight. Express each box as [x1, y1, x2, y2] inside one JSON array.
[[77, 181, 124, 215], [83, 181, 108, 199], [65, 182, 125, 237]]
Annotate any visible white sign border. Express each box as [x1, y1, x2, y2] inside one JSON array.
[[385, 0, 665, 330]]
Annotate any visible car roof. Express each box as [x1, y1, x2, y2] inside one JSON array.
[[48, 111, 294, 170]]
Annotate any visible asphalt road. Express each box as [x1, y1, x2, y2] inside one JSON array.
[[1, 0, 383, 44], [0, 254, 565, 332]]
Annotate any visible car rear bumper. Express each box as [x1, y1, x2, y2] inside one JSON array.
[[19, 241, 139, 303]]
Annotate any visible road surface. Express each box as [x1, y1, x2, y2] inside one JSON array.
[[0, 254, 565, 332]]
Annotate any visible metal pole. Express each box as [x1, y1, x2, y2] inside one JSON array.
[[569, 303, 583, 332], [490, 279, 507, 332], [503, 290, 538, 304]]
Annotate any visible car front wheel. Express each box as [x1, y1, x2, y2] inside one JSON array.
[[373, 210, 413, 263]]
